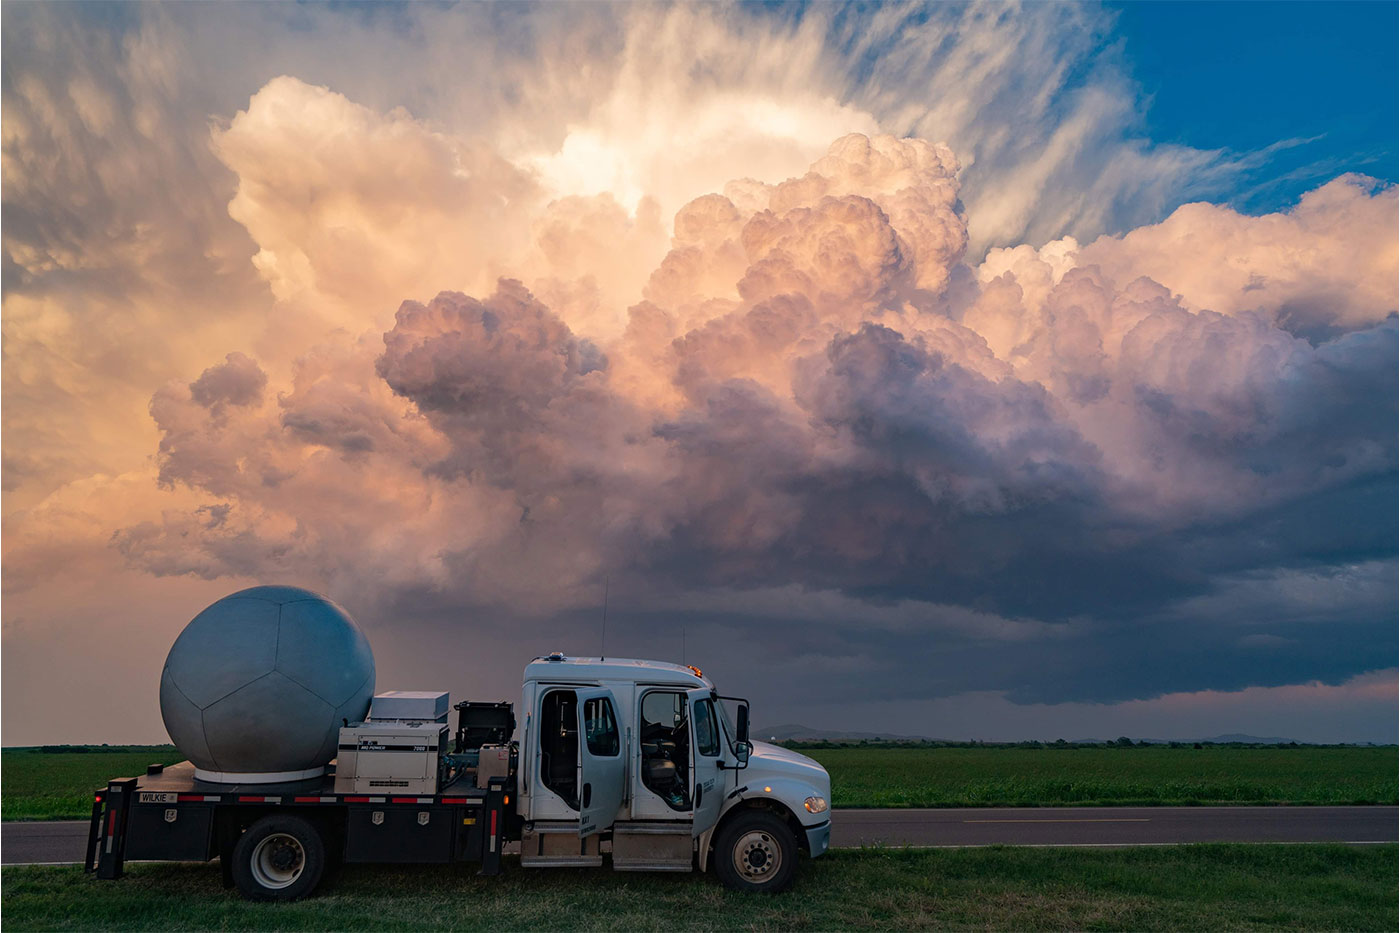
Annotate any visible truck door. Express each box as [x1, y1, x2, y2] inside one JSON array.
[[576, 688, 624, 837], [687, 688, 724, 838]]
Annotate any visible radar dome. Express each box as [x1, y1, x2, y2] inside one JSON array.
[[160, 586, 375, 784]]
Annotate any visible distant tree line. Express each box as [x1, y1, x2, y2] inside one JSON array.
[[775, 738, 1388, 750], [24, 744, 179, 754]]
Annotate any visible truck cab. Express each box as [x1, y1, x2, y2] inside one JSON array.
[[517, 654, 831, 890]]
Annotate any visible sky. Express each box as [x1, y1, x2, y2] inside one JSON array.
[[2, 1, 1396, 746], [1108, 0, 1398, 214]]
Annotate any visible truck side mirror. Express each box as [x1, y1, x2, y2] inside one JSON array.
[[734, 704, 751, 765]]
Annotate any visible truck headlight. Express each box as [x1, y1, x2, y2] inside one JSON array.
[[804, 795, 828, 814]]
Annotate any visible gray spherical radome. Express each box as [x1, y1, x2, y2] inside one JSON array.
[[159, 586, 375, 783]]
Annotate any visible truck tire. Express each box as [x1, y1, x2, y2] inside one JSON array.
[[714, 810, 799, 893], [230, 815, 326, 901]]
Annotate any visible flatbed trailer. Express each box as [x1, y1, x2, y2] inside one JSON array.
[[87, 760, 513, 890]]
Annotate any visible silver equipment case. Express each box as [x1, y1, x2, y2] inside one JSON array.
[[367, 690, 450, 723]]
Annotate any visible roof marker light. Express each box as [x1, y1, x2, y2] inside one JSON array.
[[688, 665, 703, 677]]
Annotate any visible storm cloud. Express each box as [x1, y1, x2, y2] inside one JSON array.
[[115, 126, 1397, 717]]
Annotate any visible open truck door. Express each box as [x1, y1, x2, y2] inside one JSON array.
[[576, 687, 624, 837], [687, 688, 725, 837]]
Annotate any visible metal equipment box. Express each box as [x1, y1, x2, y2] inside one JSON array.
[[345, 804, 455, 863], [369, 690, 450, 723], [453, 700, 515, 750], [334, 721, 448, 794], [475, 744, 512, 789]]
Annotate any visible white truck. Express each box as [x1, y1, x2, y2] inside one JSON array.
[[87, 654, 832, 899]]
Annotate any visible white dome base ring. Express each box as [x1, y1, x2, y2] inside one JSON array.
[[194, 766, 326, 785]]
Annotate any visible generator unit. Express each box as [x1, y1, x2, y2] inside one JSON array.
[[333, 720, 449, 795]]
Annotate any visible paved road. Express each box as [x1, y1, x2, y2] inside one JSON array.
[[3, 820, 93, 865], [4, 807, 1395, 865], [829, 806, 1398, 848]]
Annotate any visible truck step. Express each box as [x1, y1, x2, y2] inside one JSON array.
[[520, 824, 602, 868], [611, 822, 694, 871]]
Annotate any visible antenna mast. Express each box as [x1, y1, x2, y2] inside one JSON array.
[[600, 576, 609, 662]]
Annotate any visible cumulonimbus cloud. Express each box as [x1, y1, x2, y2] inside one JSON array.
[[118, 112, 1396, 656]]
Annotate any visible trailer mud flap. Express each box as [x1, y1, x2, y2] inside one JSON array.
[[83, 792, 104, 874], [93, 778, 137, 879], [478, 777, 509, 876]]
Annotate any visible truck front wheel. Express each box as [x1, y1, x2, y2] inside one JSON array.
[[231, 815, 326, 901], [714, 810, 798, 893]]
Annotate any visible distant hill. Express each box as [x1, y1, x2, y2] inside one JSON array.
[[1077, 734, 1303, 745], [762, 724, 1309, 745]]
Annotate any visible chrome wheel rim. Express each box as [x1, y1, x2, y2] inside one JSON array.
[[733, 829, 782, 882], [250, 832, 304, 889]]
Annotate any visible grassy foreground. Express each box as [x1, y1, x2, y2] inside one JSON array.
[[806, 746, 1399, 809], [2, 747, 184, 821], [4, 744, 1397, 819], [3, 845, 1395, 931]]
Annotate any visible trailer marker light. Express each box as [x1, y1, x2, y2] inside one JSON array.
[[764, 786, 772, 793], [503, 795, 509, 805]]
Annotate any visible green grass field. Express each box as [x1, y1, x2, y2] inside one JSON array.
[[2, 747, 185, 821], [2, 845, 1394, 931], [806, 745, 1399, 808], [3, 744, 1396, 820]]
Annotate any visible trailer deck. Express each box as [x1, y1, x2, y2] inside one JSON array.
[[87, 760, 510, 883], [118, 760, 490, 803]]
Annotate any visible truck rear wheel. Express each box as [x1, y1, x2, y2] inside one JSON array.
[[714, 810, 798, 893], [231, 815, 326, 901]]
